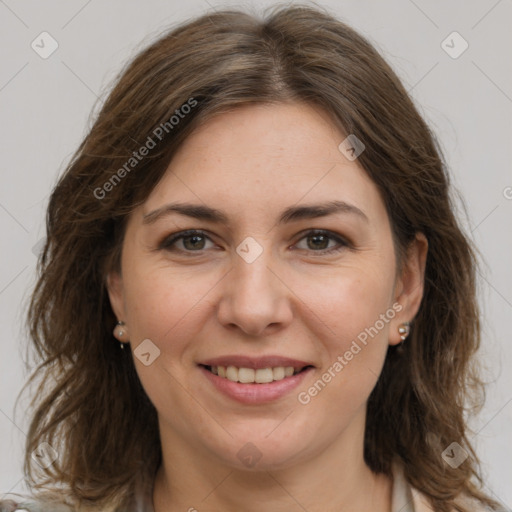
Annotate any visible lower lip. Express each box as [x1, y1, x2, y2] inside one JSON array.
[[199, 365, 314, 404]]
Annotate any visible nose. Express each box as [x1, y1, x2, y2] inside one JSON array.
[[216, 245, 293, 337]]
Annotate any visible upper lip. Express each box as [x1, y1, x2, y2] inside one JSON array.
[[199, 355, 314, 370]]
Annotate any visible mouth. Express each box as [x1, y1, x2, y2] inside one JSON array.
[[199, 364, 314, 384], [198, 361, 315, 404]]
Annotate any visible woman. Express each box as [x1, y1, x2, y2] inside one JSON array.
[[0, 4, 501, 512]]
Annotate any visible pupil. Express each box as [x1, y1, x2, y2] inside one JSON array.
[[309, 234, 328, 250], [184, 235, 204, 250]]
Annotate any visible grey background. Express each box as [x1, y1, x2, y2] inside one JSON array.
[[1, 0, 511, 507]]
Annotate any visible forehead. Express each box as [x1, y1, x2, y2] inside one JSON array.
[[140, 102, 386, 226]]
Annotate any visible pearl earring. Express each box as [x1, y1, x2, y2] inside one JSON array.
[[398, 321, 411, 341], [114, 321, 127, 349]]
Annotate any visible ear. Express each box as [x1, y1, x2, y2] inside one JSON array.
[[389, 232, 428, 346], [106, 270, 126, 322]]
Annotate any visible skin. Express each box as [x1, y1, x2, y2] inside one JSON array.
[[107, 102, 427, 512]]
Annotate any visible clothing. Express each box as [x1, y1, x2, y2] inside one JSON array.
[[0, 463, 484, 511], [391, 461, 433, 512]]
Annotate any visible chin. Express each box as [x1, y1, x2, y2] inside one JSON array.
[[209, 434, 313, 472]]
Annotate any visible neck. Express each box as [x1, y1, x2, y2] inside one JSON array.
[[152, 414, 393, 512]]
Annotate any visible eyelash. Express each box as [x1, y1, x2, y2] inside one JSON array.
[[158, 229, 350, 255]]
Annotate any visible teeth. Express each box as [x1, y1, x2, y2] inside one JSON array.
[[273, 366, 285, 380], [209, 365, 304, 383], [226, 365, 238, 382]]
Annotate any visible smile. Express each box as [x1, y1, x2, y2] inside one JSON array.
[[203, 364, 310, 384], [198, 363, 314, 404]]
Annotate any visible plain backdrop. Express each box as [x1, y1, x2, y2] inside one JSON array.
[[1, 0, 511, 507]]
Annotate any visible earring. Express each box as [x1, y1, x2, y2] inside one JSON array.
[[114, 321, 127, 349], [398, 321, 411, 342]]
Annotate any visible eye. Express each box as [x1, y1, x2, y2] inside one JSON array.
[[159, 229, 350, 255], [294, 229, 349, 254], [159, 230, 216, 253]]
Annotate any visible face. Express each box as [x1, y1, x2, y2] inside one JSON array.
[[108, 102, 426, 472]]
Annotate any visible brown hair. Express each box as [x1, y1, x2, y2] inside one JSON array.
[[20, 4, 499, 511]]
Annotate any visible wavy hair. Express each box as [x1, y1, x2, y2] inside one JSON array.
[[19, 4, 499, 511]]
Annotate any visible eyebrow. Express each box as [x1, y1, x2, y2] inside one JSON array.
[[142, 199, 368, 225]]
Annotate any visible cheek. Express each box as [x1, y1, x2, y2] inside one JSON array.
[[121, 259, 219, 349], [296, 260, 396, 343], [292, 261, 396, 406], [295, 291, 392, 437]]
